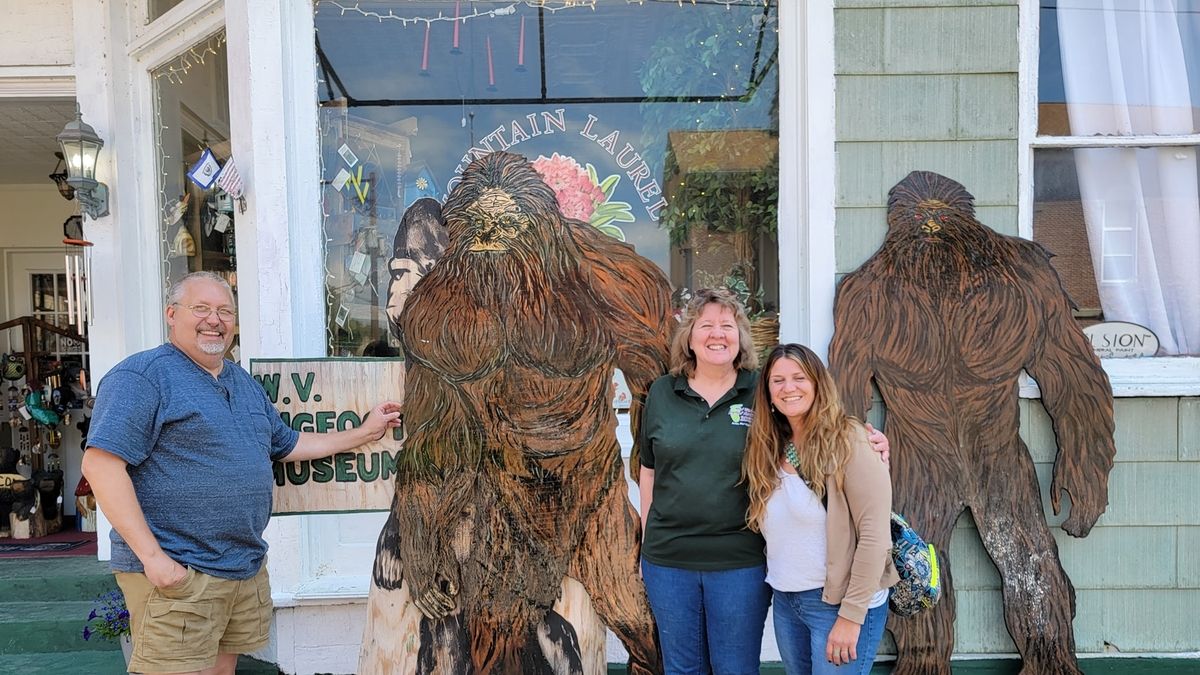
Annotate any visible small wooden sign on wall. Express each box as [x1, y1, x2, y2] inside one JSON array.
[[1084, 321, 1159, 358], [250, 358, 405, 514]]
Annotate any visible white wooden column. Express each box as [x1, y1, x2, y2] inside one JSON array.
[[224, 0, 323, 362], [778, 0, 837, 354]]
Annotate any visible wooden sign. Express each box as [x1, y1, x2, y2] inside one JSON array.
[[251, 358, 405, 514]]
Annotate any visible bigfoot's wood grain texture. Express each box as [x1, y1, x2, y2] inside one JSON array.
[[361, 152, 669, 675], [829, 171, 1116, 675]]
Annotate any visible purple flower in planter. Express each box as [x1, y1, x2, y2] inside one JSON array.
[[83, 589, 130, 642]]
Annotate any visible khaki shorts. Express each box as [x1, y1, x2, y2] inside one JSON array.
[[115, 565, 273, 673]]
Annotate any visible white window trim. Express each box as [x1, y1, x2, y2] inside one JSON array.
[[124, 1, 228, 351], [1016, 0, 1200, 397], [779, 0, 837, 354]]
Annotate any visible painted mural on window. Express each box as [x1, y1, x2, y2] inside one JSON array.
[[316, 0, 780, 357]]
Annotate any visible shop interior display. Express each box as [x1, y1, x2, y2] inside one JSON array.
[[0, 316, 91, 539]]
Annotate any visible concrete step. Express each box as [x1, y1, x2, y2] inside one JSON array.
[[0, 556, 116, 602], [0, 600, 115, 654]]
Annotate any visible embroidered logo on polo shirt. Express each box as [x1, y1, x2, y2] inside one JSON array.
[[729, 404, 753, 426]]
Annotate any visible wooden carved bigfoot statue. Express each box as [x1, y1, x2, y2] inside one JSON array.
[[361, 152, 670, 674], [829, 171, 1116, 675]]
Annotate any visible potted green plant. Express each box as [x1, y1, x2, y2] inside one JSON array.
[[638, 4, 780, 324], [83, 589, 132, 664]]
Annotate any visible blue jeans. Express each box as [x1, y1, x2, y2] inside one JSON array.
[[772, 588, 888, 675], [641, 558, 771, 675]]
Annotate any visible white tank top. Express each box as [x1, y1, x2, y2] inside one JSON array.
[[762, 470, 889, 608]]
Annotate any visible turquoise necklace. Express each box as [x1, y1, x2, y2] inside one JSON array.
[[784, 439, 824, 499], [784, 440, 802, 472]]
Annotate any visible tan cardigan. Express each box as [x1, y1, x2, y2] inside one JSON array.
[[819, 423, 900, 623]]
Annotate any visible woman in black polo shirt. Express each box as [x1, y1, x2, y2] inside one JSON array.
[[638, 288, 766, 674], [638, 289, 888, 674]]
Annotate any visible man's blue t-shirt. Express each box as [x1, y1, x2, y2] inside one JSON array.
[[88, 343, 299, 580]]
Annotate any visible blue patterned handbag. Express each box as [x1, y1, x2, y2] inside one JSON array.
[[888, 512, 941, 617]]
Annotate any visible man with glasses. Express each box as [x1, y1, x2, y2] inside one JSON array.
[[82, 271, 402, 675]]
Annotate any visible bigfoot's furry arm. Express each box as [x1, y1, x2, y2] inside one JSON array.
[[829, 271, 881, 419], [574, 223, 673, 479], [373, 364, 482, 618], [1024, 245, 1116, 538]]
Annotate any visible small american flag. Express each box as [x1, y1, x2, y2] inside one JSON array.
[[215, 156, 244, 198]]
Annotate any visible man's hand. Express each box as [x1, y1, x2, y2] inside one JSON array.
[[289, 400, 404, 462], [361, 401, 403, 442], [143, 550, 187, 589], [865, 422, 890, 465]]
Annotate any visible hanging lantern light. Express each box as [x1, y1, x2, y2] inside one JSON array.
[[56, 104, 109, 219]]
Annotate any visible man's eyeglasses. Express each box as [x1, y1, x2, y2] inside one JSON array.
[[177, 303, 236, 321]]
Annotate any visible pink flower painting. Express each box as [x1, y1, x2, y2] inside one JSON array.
[[532, 153, 635, 241]]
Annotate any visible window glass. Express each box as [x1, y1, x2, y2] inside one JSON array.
[[1038, 0, 1200, 136], [1033, 147, 1200, 356], [148, 0, 186, 23], [315, 0, 780, 357], [1035, 1, 1200, 357], [152, 32, 240, 357]]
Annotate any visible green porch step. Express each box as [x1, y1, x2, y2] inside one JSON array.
[[0, 556, 117, 602], [0, 649, 128, 675], [2, 651, 280, 674], [0, 600, 115, 654]]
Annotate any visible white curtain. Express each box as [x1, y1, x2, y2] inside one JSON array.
[[1057, 0, 1200, 355]]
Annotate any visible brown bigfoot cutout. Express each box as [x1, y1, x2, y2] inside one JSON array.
[[829, 171, 1116, 675], [361, 152, 670, 674]]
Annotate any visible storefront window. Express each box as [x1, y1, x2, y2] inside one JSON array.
[[152, 31, 240, 356], [315, 0, 780, 356], [1035, 2, 1200, 356]]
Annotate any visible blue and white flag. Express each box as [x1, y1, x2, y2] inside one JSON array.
[[187, 148, 221, 190]]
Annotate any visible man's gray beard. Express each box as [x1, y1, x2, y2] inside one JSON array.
[[198, 341, 227, 355]]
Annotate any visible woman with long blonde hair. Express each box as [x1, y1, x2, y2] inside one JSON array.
[[743, 344, 897, 674]]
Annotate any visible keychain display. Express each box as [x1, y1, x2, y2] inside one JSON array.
[[6, 385, 18, 427]]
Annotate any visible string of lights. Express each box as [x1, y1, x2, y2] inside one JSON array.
[[153, 30, 228, 307], [318, 104, 349, 354], [154, 86, 177, 308], [153, 32, 228, 85], [322, 0, 771, 25], [322, 1, 599, 27]]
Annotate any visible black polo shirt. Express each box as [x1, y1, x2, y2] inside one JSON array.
[[638, 369, 765, 570]]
